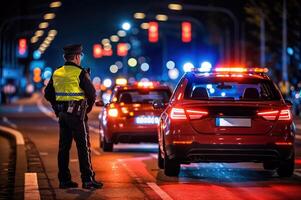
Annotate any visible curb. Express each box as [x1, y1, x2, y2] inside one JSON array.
[[0, 125, 27, 200]]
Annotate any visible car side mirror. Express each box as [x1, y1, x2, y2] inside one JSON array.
[[285, 99, 293, 107], [153, 100, 165, 109], [95, 100, 104, 107]]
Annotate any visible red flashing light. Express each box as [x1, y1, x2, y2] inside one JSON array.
[[103, 48, 113, 56], [117, 43, 128, 56], [182, 22, 191, 43], [93, 44, 103, 58], [148, 22, 158, 43]]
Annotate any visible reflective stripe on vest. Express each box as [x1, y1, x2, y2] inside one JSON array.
[[52, 65, 85, 101]]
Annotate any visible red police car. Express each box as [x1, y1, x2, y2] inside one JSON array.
[[98, 80, 171, 152], [155, 66, 295, 177]]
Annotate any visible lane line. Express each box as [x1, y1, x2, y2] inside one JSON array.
[[24, 173, 41, 200], [0, 125, 24, 145], [147, 182, 173, 200], [2, 117, 17, 129]]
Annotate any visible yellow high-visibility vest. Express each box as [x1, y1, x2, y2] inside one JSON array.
[[52, 65, 85, 101]]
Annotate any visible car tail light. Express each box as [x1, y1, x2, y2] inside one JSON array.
[[257, 109, 292, 121], [170, 108, 186, 119], [278, 109, 292, 121], [170, 108, 208, 120], [257, 110, 279, 120], [186, 110, 208, 119], [108, 108, 118, 117]]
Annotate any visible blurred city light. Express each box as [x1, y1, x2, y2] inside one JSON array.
[[168, 3, 183, 10], [117, 30, 126, 37], [31, 36, 39, 44], [48, 30, 57, 36], [93, 44, 103, 58], [128, 58, 138, 67], [103, 48, 113, 56], [33, 67, 42, 83], [39, 22, 49, 29], [33, 50, 41, 60], [92, 76, 101, 85], [199, 61, 212, 72], [110, 35, 119, 42], [221, 92, 226, 97], [166, 60, 175, 69], [182, 22, 192, 43], [117, 43, 128, 56], [110, 64, 118, 73], [287, 47, 294, 55], [116, 78, 127, 86], [140, 22, 149, 30], [156, 14, 168, 21], [115, 61, 123, 69], [101, 38, 110, 45], [134, 12, 146, 19], [26, 84, 34, 94], [122, 22, 131, 31], [103, 78, 112, 88], [17, 38, 28, 58], [43, 13, 56, 20], [168, 68, 179, 80], [140, 78, 150, 82], [183, 62, 194, 72], [148, 22, 159, 43], [35, 30, 44, 37], [49, 1, 62, 8], [103, 43, 112, 50], [140, 63, 150, 72]]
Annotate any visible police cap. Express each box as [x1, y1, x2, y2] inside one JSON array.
[[63, 44, 83, 55]]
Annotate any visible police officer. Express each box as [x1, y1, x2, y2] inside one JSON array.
[[44, 44, 103, 189]]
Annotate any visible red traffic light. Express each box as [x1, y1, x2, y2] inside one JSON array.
[[117, 43, 128, 57], [93, 44, 103, 58], [17, 38, 28, 57], [182, 22, 191, 43], [103, 48, 113, 56], [148, 21, 158, 43]]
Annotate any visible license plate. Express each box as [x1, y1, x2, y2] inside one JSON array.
[[216, 117, 251, 127], [135, 116, 160, 125]]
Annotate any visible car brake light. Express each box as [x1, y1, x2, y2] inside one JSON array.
[[278, 109, 291, 121], [108, 108, 118, 117], [170, 108, 208, 120], [257, 110, 279, 120], [170, 108, 186, 119], [186, 110, 208, 119], [257, 109, 292, 121]]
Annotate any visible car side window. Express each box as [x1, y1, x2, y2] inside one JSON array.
[[170, 78, 187, 103]]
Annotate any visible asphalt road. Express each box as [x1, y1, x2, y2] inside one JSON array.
[[1, 93, 301, 200]]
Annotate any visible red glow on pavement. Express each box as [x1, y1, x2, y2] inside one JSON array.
[[295, 159, 301, 165]]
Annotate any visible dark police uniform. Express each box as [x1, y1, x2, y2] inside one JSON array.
[[44, 44, 102, 189]]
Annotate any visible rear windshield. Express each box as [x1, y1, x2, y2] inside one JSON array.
[[115, 89, 171, 103], [184, 76, 281, 101]]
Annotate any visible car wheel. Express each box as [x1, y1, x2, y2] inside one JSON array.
[[263, 161, 278, 170], [164, 153, 180, 176], [158, 146, 164, 169], [102, 136, 113, 152], [277, 154, 295, 177]]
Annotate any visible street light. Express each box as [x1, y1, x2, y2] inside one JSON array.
[[134, 12, 146, 19], [122, 22, 131, 31], [39, 22, 49, 29], [168, 3, 183, 11], [156, 14, 168, 21], [140, 22, 149, 30], [43, 13, 55, 20], [50, 1, 62, 8]]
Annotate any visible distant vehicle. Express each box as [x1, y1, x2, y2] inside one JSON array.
[[96, 80, 171, 152], [155, 66, 295, 177]]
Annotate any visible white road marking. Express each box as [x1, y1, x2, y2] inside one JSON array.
[[70, 159, 78, 162], [24, 173, 40, 200], [294, 172, 301, 177], [18, 105, 24, 113], [147, 182, 173, 200], [2, 117, 17, 129], [0, 125, 24, 145], [91, 147, 101, 156]]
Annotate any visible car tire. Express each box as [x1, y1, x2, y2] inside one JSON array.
[[158, 146, 164, 169], [263, 161, 278, 170], [277, 154, 295, 177], [164, 154, 180, 176], [102, 136, 113, 152]]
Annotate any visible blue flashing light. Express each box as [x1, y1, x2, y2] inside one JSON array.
[[221, 92, 226, 97], [33, 50, 41, 60], [122, 22, 131, 31], [287, 47, 294, 55], [199, 61, 212, 72], [183, 62, 194, 72]]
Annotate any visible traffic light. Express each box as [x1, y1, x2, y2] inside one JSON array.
[[148, 22, 158, 43], [17, 38, 28, 58], [117, 43, 128, 56], [33, 67, 41, 83], [93, 44, 103, 58], [103, 48, 113, 56], [182, 22, 191, 43]]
